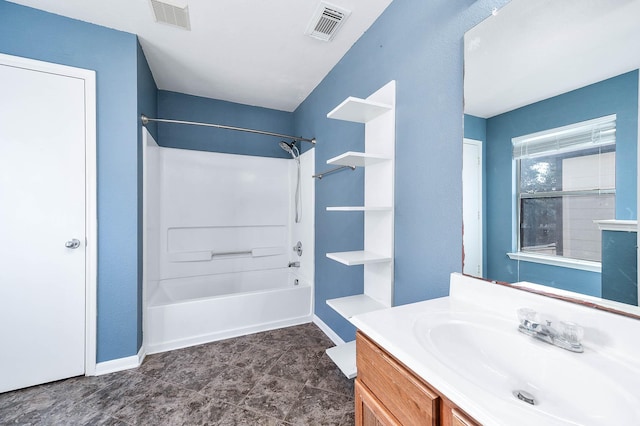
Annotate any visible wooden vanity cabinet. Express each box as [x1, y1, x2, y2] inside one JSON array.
[[355, 380, 402, 426], [451, 409, 477, 426], [355, 332, 481, 426]]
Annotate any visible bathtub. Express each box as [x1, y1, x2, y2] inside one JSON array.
[[145, 268, 312, 354]]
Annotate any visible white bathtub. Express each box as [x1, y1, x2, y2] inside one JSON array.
[[145, 268, 312, 354]]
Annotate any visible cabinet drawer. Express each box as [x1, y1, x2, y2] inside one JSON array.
[[356, 332, 439, 425]]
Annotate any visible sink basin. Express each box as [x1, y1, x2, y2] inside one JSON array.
[[413, 310, 640, 425]]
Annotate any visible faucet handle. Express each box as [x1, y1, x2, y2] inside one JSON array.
[[517, 308, 540, 328], [558, 321, 584, 345]]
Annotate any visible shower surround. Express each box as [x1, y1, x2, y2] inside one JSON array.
[[143, 130, 315, 354]]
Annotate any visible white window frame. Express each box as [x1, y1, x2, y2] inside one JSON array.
[[508, 115, 616, 272]]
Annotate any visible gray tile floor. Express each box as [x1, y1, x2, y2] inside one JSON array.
[[0, 323, 355, 425]]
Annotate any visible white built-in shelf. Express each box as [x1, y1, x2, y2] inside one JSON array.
[[327, 294, 387, 319], [324, 82, 396, 380], [326, 250, 391, 266], [326, 341, 357, 379], [327, 97, 392, 123], [327, 152, 389, 167], [326, 206, 392, 212]]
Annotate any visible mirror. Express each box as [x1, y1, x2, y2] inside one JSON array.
[[463, 0, 640, 314]]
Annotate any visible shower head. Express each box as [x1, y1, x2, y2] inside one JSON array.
[[279, 141, 293, 154], [279, 141, 299, 159]]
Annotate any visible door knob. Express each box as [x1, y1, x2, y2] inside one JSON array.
[[65, 239, 81, 249]]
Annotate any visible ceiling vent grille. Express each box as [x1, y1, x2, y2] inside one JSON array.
[[305, 2, 351, 42], [149, 0, 191, 31]]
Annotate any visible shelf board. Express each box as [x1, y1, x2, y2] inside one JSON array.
[[327, 152, 389, 167], [326, 250, 391, 266], [327, 294, 388, 320], [326, 341, 357, 379], [327, 97, 392, 123], [326, 206, 392, 212]]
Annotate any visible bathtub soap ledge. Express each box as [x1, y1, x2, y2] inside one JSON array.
[[168, 251, 212, 262], [252, 247, 285, 257]]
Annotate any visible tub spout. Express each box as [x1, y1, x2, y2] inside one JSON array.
[[288, 261, 300, 268]]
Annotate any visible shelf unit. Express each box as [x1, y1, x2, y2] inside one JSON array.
[[324, 81, 396, 379], [325, 341, 357, 379], [327, 97, 392, 123], [326, 251, 391, 266], [327, 151, 389, 167], [326, 294, 387, 319]]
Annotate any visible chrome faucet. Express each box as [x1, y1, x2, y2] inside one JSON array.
[[517, 308, 584, 353], [288, 261, 300, 268]]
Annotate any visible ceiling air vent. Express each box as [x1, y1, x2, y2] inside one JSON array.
[[149, 0, 191, 31], [305, 2, 351, 42]]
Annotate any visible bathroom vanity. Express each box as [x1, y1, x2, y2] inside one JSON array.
[[351, 273, 640, 426], [355, 331, 477, 426]]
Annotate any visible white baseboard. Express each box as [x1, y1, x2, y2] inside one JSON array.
[[137, 344, 147, 367], [93, 345, 146, 376], [94, 317, 338, 376], [313, 314, 345, 346], [146, 315, 313, 355]]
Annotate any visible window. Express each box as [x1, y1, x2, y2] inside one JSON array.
[[513, 115, 616, 263]]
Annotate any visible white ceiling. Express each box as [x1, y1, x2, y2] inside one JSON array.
[[465, 0, 640, 118], [9, 0, 393, 112]]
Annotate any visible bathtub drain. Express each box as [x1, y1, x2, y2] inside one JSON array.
[[513, 390, 536, 405]]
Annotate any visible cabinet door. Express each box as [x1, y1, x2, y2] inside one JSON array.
[[357, 333, 439, 425], [452, 409, 479, 426], [355, 380, 402, 426]]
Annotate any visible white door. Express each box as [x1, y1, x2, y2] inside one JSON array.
[[463, 138, 483, 277], [0, 56, 91, 392]]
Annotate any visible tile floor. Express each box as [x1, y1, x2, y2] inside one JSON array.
[[0, 323, 355, 425]]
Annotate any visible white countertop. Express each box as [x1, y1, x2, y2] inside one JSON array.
[[352, 297, 530, 426], [351, 273, 640, 426]]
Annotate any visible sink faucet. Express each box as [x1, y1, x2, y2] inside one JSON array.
[[288, 261, 300, 268], [517, 308, 584, 353]]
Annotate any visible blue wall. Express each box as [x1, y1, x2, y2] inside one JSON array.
[[602, 230, 638, 305], [0, 0, 520, 352], [0, 1, 149, 362], [157, 90, 295, 158], [294, 0, 509, 342], [485, 70, 638, 296], [464, 114, 487, 142]]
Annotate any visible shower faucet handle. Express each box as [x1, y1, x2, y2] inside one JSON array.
[[293, 241, 303, 257]]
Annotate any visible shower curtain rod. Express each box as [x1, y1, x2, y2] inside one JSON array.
[[140, 115, 316, 145]]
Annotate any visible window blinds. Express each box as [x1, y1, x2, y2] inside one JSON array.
[[512, 114, 616, 160]]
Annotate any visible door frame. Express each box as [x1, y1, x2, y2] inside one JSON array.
[[463, 138, 484, 277], [0, 53, 97, 375]]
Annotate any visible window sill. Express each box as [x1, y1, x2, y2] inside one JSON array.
[[594, 219, 637, 232], [506, 252, 601, 273]]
